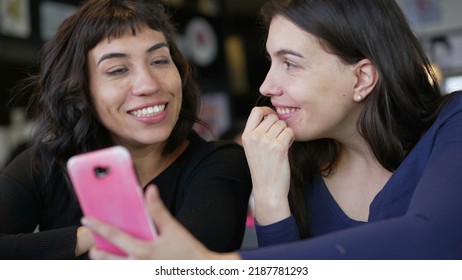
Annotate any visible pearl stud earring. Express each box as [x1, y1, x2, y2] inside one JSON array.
[[355, 95, 363, 102]]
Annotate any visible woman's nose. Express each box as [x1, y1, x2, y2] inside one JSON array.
[[259, 68, 281, 97], [131, 67, 161, 96]]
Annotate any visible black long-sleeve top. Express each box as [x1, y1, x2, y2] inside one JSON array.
[[0, 132, 252, 259]]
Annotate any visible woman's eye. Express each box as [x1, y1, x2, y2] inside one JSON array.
[[107, 68, 128, 76], [283, 60, 296, 70], [151, 58, 170, 66]]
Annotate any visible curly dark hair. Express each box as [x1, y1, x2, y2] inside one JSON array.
[[26, 0, 203, 184]]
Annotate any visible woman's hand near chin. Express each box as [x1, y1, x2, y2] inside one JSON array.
[[83, 185, 240, 260], [242, 106, 294, 226]]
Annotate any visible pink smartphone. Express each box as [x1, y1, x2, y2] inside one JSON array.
[[67, 146, 156, 256]]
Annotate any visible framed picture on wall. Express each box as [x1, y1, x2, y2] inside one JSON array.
[[421, 30, 462, 75], [426, 33, 462, 72], [39, 1, 78, 41], [0, 0, 31, 38]]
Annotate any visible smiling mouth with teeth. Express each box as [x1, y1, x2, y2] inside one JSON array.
[[276, 107, 300, 115], [130, 104, 166, 117]]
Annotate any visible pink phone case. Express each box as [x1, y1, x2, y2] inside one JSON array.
[[67, 146, 156, 256]]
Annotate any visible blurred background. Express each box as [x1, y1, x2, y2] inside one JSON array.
[[1, 0, 462, 170]]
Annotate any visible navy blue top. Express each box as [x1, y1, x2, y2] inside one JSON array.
[[241, 92, 462, 259]]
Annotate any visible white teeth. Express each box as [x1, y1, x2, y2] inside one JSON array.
[[276, 107, 299, 115], [130, 104, 165, 117]]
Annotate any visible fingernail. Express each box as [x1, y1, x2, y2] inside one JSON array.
[[81, 217, 90, 226]]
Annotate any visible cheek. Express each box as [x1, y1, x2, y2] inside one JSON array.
[[91, 88, 122, 123], [91, 98, 111, 126], [91, 90, 109, 114]]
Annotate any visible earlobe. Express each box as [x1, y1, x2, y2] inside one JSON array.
[[353, 59, 378, 102]]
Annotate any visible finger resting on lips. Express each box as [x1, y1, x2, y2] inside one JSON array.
[[257, 114, 280, 133], [244, 107, 275, 134]]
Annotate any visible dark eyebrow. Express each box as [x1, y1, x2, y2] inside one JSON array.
[[274, 48, 304, 58], [97, 53, 126, 66], [96, 42, 169, 66], [146, 42, 169, 54]]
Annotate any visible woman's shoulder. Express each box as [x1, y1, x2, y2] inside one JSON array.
[[441, 91, 462, 112], [431, 91, 462, 123], [187, 131, 246, 160], [179, 131, 249, 177], [2, 145, 34, 175], [1, 145, 42, 194], [156, 131, 250, 189], [1, 144, 56, 187], [426, 91, 462, 139]]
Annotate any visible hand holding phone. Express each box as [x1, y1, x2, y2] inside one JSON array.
[[67, 146, 157, 256]]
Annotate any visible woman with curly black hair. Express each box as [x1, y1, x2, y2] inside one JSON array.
[[0, 0, 251, 259]]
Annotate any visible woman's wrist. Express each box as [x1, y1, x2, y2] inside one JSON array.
[[212, 252, 242, 260], [253, 197, 291, 226], [75, 226, 94, 257]]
